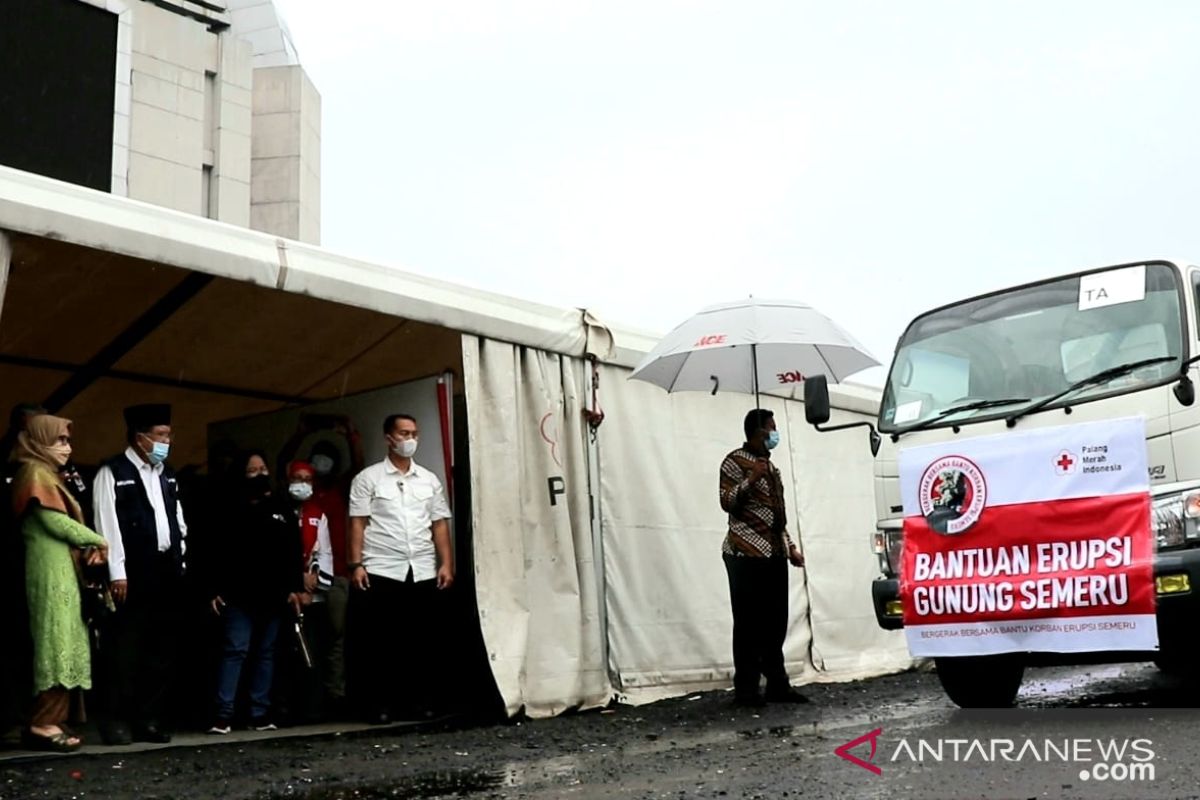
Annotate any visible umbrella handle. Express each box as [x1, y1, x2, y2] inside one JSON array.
[[710, 375, 719, 395], [751, 342, 760, 410]]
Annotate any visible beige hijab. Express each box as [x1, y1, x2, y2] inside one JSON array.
[[11, 415, 83, 523]]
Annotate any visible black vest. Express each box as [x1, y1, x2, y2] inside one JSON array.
[[105, 453, 185, 581]]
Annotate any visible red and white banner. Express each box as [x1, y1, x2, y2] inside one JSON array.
[[899, 416, 1155, 657]]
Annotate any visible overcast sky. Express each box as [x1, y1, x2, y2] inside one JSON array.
[[272, 0, 1200, 386]]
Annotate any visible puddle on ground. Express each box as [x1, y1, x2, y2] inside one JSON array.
[[260, 769, 505, 799], [736, 725, 797, 740], [261, 757, 581, 799]]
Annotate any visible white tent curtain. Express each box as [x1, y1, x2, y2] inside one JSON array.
[[780, 402, 914, 680], [461, 335, 611, 718], [464, 344, 911, 714], [594, 366, 816, 702]]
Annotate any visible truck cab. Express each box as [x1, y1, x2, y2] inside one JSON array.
[[810, 259, 1200, 707]]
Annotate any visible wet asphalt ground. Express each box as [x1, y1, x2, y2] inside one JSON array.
[[4, 663, 1200, 800]]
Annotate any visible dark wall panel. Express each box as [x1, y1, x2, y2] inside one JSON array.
[[0, 0, 118, 192]]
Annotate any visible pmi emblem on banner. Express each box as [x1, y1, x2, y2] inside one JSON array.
[[1054, 449, 1079, 476], [918, 455, 987, 535]]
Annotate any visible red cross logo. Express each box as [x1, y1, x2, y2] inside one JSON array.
[[1055, 450, 1077, 475]]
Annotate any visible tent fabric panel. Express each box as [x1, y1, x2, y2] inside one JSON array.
[[280, 248, 588, 360], [0, 240, 468, 459], [595, 365, 816, 701], [461, 335, 611, 718], [0, 166, 589, 362], [296, 319, 465, 401], [780, 401, 914, 679], [0, 167, 279, 291], [559, 353, 611, 711], [112, 276, 409, 399], [1, 237, 190, 366]]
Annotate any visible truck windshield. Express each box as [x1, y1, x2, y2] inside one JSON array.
[[880, 263, 1185, 433]]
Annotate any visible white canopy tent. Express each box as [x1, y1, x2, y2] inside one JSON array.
[[0, 165, 911, 719]]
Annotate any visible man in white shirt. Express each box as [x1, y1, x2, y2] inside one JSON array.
[[347, 413, 452, 724], [92, 404, 188, 745]]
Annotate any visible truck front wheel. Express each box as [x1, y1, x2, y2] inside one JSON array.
[[1154, 655, 1190, 677], [934, 655, 1025, 708]]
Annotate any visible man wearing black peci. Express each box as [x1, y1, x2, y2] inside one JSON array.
[[93, 404, 188, 744]]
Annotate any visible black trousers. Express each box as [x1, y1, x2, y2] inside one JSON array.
[[99, 563, 182, 729], [723, 553, 790, 697], [273, 600, 333, 724], [346, 570, 442, 718]]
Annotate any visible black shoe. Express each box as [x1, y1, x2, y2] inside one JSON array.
[[100, 722, 133, 746], [133, 723, 171, 743], [765, 687, 810, 704]]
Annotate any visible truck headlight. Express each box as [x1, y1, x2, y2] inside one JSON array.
[[872, 529, 903, 576], [1153, 491, 1200, 549]]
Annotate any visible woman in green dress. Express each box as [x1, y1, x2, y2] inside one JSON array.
[[10, 415, 108, 751]]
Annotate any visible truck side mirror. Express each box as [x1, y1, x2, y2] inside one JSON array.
[[804, 374, 831, 425], [1175, 374, 1196, 407], [806, 373, 883, 458]]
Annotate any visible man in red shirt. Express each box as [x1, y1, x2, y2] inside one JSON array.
[[277, 415, 363, 715], [273, 460, 334, 723]]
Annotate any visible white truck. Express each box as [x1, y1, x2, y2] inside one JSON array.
[[804, 258, 1200, 707]]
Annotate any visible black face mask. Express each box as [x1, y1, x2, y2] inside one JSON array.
[[243, 473, 272, 500]]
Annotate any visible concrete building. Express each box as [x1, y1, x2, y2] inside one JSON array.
[[0, 0, 320, 243]]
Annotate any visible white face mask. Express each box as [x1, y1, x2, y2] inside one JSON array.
[[289, 482, 314, 502], [310, 454, 334, 476], [49, 443, 72, 466], [138, 434, 170, 466], [391, 438, 418, 459]]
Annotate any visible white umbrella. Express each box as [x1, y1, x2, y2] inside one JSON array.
[[629, 298, 880, 405]]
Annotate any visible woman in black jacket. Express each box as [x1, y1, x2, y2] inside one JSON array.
[[206, 450, 304, 733]]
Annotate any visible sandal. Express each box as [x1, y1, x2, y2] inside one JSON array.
[[23, 728, 82, 752]]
